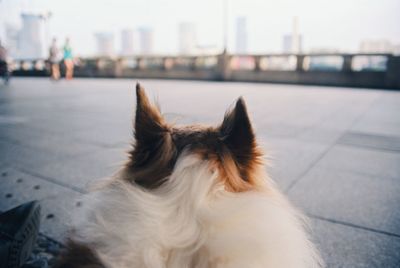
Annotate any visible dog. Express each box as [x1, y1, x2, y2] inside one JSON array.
[[56, 83, 323, 268]]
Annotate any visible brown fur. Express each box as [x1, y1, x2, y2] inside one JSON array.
[[126, 83, 264, 192], [54, 239, 105, 268], [126, 84, 177, 188]]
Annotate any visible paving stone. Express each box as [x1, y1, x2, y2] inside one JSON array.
[[338, 131, 400, 152], [70, 121, 131, 147], [312, 218, 400, 268], [35, 146, 129, 191], [0, 140, 69, 172], [350, 93, 400, 138], [316, 145, 400, 180], [255, 122, 305, 139], [259, 137, 330, 190], [0, 124, 100, 157], [0, 167, 82, 241], [351, 119, 400, 139], [296, 126, 345, 144], [289, 166, 400, 236]]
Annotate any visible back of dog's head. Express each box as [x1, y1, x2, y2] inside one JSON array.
[[56, 84, 322, 268], [125, 83, 264, 192]]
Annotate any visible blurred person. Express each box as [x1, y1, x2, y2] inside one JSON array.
[[63, 38, 74, 80], [49, 38, 61, 80], [0, 40, 11, 85]]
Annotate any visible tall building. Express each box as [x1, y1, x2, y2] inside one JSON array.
[[235, 17, 248, 54], [5, 24, 20, 58], [121, 29, 135, 56], [18, 13, 46, 59], [178, 22, 197, 55], [282, 17, 303, 54], [282, 35, 292, 53], [291, 17, 301, 53], [94, 32, 115, 57], [138, 27, 154, 55]]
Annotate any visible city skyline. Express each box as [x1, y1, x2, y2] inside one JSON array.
[[1, 0, 400, 57]]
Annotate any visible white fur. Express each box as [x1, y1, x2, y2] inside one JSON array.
[[72, 154, 322, 268]]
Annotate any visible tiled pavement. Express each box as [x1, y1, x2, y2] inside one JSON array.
[[0, 78, 399, 267]]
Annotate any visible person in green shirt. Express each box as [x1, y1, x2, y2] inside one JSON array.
[[63, 38, 74, 80]]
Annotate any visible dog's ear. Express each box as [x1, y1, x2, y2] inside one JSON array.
[[220, 97, 258, 175], [128, 83, 175, 188], [134, 83, 166, 145]]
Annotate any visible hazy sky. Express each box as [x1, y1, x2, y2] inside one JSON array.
[[1, 0, 399, 56]]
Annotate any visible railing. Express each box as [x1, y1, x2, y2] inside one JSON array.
[[11, 53, 400, 89]]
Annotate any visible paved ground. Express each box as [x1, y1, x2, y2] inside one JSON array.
[[1, 78, 400, 267]]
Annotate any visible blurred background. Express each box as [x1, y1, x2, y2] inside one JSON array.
[[1, 0, 400, 56], [1, 0, 400, 87], [0, 1, 400, 268]]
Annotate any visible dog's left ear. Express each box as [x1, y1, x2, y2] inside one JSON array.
[[220, 97, 258, 172], [134, 83, 166, 144], [127, 84, 175, 185], [128, 83, 175, 188]]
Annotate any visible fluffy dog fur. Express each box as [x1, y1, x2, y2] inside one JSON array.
[[56, 84, 323, 268]]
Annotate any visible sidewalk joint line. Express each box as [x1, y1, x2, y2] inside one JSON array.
[[308, 213, 400, 238]]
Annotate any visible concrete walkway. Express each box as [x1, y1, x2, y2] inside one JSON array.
[[1, 78, 399, 267]]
